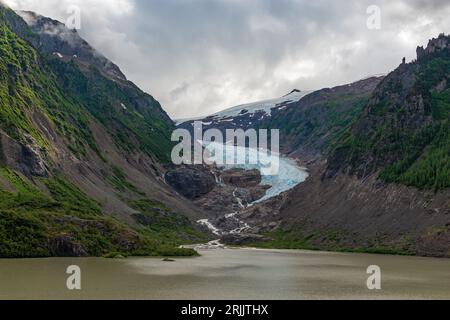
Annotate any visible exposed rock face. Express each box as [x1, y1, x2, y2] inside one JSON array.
[[417, 33, 449, 60], [0, 131, 48, 177], [48, 235, 88, 257], [187, 166, 274, 239], [165, 166, 217, 199], [326, 34, 449, 180], [278, 163, 450, 257], [194, 183, 270, 220], [221, 169, 262, 187]]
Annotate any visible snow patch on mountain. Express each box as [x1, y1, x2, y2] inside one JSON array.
[[176, 90, 312, 125], [213, 90, 312, 119]]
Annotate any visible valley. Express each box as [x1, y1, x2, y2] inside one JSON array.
[[0, 2, 448, 262], [174, 35, 450, 258]]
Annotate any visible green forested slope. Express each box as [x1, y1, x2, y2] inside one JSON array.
[[0, 6, 204, 257], [327, 35, 450, 191], [257, 77, 382, 156]]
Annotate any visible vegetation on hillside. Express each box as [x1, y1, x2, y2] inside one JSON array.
[[329, 48, 450, 191], [0, 7, 202, 258], [47, 58, 174, 162], [1, 4, 174, 162], [249, 228, 412, 256], [0, 168, 198, 257], [261, 93, 371, 154], [0, 15, 99, 156]]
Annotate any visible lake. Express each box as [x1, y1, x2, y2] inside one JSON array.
[[0, 248, 449, 300]]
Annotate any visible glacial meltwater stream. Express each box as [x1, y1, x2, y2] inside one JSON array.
[[197, 142, 309, 238]]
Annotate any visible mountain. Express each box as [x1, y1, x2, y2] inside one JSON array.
[[177, 77, 384, 163], [17, 10, 127, 81], [258, 34, 450, 257], [0, 5, 206, 258], [177, 89, 312, 134], [258, 76, 384, 160], [1, 4, 448, 259], [327, 34, 450, 191], [173, 76, 388, 246], [14, 10, 175, 162]]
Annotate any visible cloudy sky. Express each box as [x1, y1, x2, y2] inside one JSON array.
[[3, 0, 450, 119]]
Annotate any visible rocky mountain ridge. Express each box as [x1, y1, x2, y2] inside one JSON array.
[[417, 33, 450, 60]]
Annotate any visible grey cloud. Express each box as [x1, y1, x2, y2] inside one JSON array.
[[5, 0, 450, 118]]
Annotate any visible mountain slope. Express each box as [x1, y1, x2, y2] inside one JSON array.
[[327, 34, 450, 191], [177, 77, 383, 163], [258, 77, 383, 159], [259, 34, 450, 257], [14, 10, 174, 162], [0, 5, 206, 257]]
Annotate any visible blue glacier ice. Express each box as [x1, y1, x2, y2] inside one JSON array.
[[204, 142, 309, 203]]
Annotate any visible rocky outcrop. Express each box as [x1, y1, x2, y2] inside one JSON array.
[[48, 235, 88, 257], [326, 34, 449, 180], [194, 184, 266, 219], [417, 33, 449, 60], [0, 131, 48, 177], [221, 169, 262, 187], [165, 165, 217, 199]]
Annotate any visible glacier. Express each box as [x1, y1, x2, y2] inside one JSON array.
[[204, 141, 309, 204]]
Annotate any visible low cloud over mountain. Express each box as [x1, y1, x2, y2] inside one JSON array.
[[4, 0, 450, 119]]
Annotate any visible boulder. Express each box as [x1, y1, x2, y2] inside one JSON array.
[[165, 165, 216, 199], [221, 168, 262, 188]]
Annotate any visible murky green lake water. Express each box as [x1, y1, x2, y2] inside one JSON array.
[[0, 248, 449, 300]]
